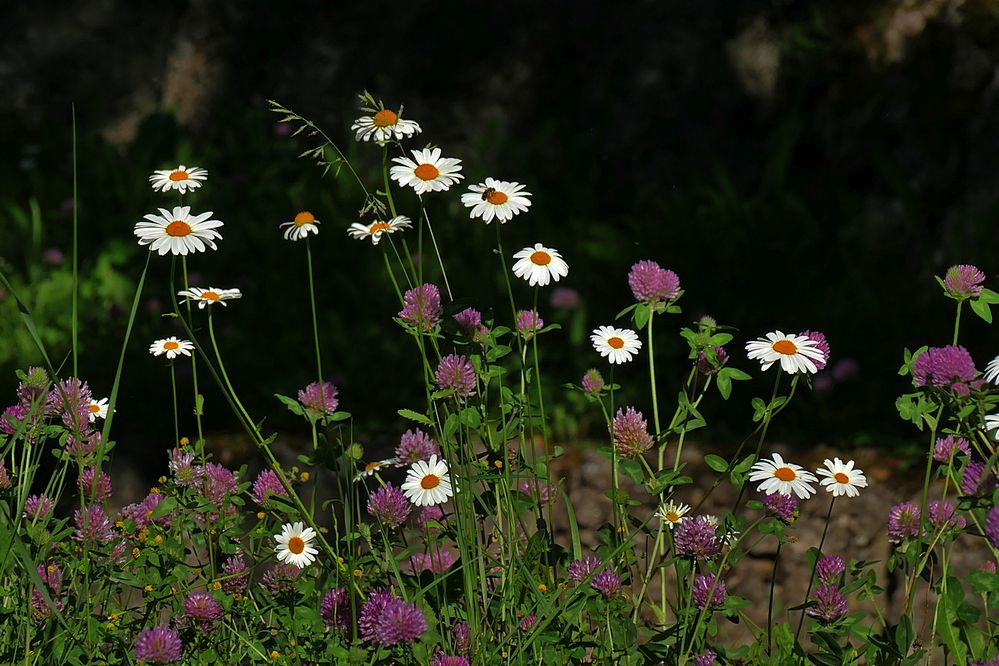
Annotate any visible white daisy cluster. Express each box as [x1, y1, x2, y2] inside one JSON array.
[[749, 453, 868, 500]]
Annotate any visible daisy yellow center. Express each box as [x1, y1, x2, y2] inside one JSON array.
[[287, 536, 305, 554], [166, 220, 192, 237], [774, 467, 797, 482], [89, 404, 101, 413], [666, 511, 680, 522], [833, 472, 849, 484], [294, 211, 315, 227], [607, 336, 625, 349], [168, 170, 189, 181], [163, 341, 180, 350], [414, 163, 440, 181], [370, 222, 391, 233], [421, 474, 440, 490], [772, 339, 797, 355], [485, 189, 508, 205], [364, 461, 381, 473], [372, 109, 398, 127], [530, 251, 552, 265], [201, 291, 221, 301]]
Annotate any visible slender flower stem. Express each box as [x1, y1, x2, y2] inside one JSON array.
[[952, 300, 963, 345], [647, 312, 662, 449], [422, 208, 453, 300], [794, 496, 835, 642], [71, 104, 79, 378], [305, 238, 324, 384], [768, 539, 782, 655], [170, 363, 179, 446], [180, 256, 205, 447]]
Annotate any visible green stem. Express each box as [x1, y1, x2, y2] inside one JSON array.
[[305, 238, 324, 385], [648, 312, 662, 444], [768, 539, 782, 656], [952, 300, 963, 345], [180, 257, 205, 447], [794, 496, 835, 642], [71, 104, 79, 378], [170, 362, 179, 446]]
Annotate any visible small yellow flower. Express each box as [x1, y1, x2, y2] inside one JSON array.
[[106, 622, 115, 630], [138, 530, 148, 542], [171, 586, 177, 594], [300, 471, 310, 482], [501, 651, 508, 658], [132, 548, 141, 558], [337, 556, 345, 565], [47, 564, 57, 575], [257, 511, 266, 520], [153, 535, 163, 546], [180, 436, 190, 446], [289, 640, 297, 648], [108, 613, 120, 621], [353, 569, 362, 578], [212, 580, 222, 590], [291, 466, 299, 475], [115, 520, 125, 528], [270, 651, 280, 660], [494, 460, 503, 469], [150, 487, 160, 494], [537, 583, 548, 592], [143, 585, 153, 593]]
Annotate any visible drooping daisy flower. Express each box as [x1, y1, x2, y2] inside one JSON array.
[[87, 398, 109, 422], [460, 178, 532, 223], [149, 165, 208, 194], [351, 107, 421, 143], [590, 326, 642, 364], [280, 211, 321, 241], [134, 206, 223, 256], [748, 453, 818, 499], [401, 455, 453, 506], [745, 331, 826, 374], [149, 337, 194, 359], [353, 459, 397, 482], [347, 216, 413, 245], [511, 243, 569, 287], [655, 500, 690, 529], [274, 521, 318, 569], [177, 287, 242, 309], [390, 148, 463, 194], [984, 354, 999, 385], [815, 458, 867, 498]]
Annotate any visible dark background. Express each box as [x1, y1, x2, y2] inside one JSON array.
[[2, 1, 999, 469]]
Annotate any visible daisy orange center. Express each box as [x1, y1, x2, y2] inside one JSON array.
[[164, 341, 180, 350], [421, 474, 440, 490], [530, 251, 551, 265], [834, 472, 850, 484], [287, 536, 305, 554], [364, 461, 381, 473], [414, 163, 440, 181], [486, 190, 509, 205], [372, 109, 398, 127], [201, 291, 221, 301], [370, 222, 391, 233], [168, 170, 189, 181], [772, 339, 797, 355], [666, 512, 679, 522], [166, 220, 192, 237], [607, 337, 625, 349], [294, 211, 315, 227], [774, 467, 797, 482], [89, 404, 101, 413]]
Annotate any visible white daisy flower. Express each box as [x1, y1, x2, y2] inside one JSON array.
[[461, 178, 532, 224], [87, 398, 109, 422], [985, 413, 999, 439], [273, 521, 318, 569], [401, 455, 453, 506], [352, 459, 398, 482], [511, 243, 569, 287], [351, 107, 421, 143], [748, 453, 818, 499], [655, 500, 690, 530], [347, 216, 413, 245], [590, 326, 642, 364], [177, 287, 242, 309], [745, 331, 825, 374], [390, 147, 463, 195], [815, 458, 867, 498], [134, 206, 223, 256], [280, 211, 321, 241], [985, 354, 999, 385], [148, 165, 208, 194], [149, 337, 194, 359]]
